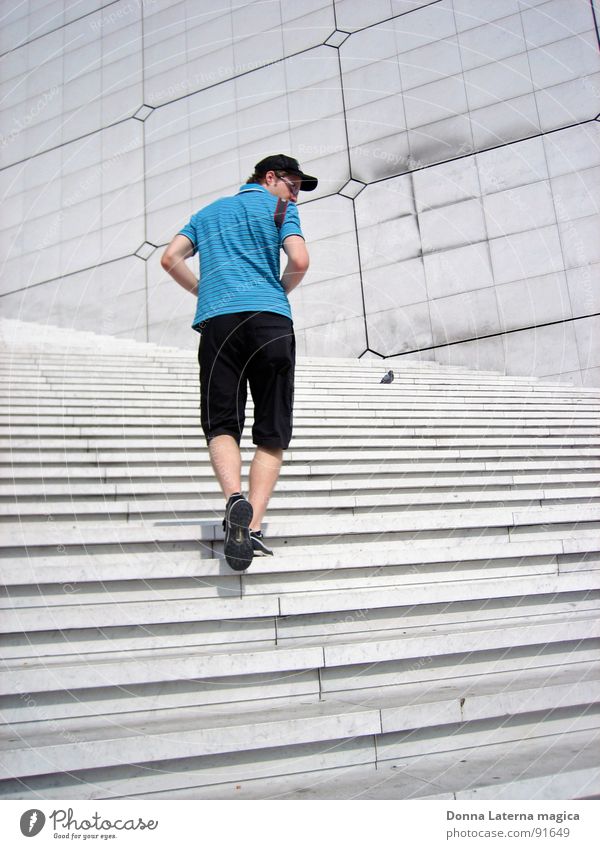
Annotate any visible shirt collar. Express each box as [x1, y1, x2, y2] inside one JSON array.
[[237, 183, 269, 194], [237, 183, 297, 206]]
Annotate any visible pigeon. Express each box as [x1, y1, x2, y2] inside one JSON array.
[[380, 370, 394, 384]]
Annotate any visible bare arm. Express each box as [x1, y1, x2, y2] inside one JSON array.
[[160, 235, 198, 296], [281, 235, 309, 294]]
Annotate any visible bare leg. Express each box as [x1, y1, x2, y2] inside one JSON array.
[[248, 445, 283, 531], [208, 434, 242, 499]]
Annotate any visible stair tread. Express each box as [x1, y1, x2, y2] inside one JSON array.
[[3, 487, 598, 517], [3, 605, 597, 676], [0, 536, 580, 584], [1, 662, 597, 765], [3, 502, 599, 544], [165, 728, 600, 800]]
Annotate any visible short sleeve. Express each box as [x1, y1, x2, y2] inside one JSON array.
[[177, 214, 199, 256], [279, 202, 304, 246]]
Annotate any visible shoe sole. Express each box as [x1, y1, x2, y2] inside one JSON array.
[[224, 498, 254, 571]]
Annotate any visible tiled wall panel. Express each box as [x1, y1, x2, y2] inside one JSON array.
[[340, 0, 600, 180], [362, 258, 427, 314], [1, 0, 598, 382], [366, 300, 433, 355], [143, 0, 334, 108], [0, 2, 143, 168], [300, 314, 366, 357], [0, 255, 145, 334], [495, 271, 572, 329]]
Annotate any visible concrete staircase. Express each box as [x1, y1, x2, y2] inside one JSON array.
[[0, 317, 599, 800]]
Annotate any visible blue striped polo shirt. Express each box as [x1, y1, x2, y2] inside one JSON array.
[[177, 183, 304, 329]]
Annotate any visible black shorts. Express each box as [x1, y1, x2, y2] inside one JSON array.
[[198, 311, 295, 449]]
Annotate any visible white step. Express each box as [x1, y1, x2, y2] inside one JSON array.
[[1, 643, 324, 697], [2, 370, 560, 385], [1, 663, 597, 782], [3, 636, 596, 722], [2, 598, 597, 693], [2, 472, 597, 499], [3, 401, 599, 418], [2, 418, 598, 436], [3, 504, 598, 550], [0, 537, 574, 584], [4, 429, 599, 447], [3, 461, 599, 484], [4, 487, 598, 523], [0, 698, 381, 780], [158, 728, 600, 801], [0, 710, 597, 800], [4, 387, 598, 404], [4, 446, 599, 464], [319, 614, 600, 670], [4, 555, 597, 614]]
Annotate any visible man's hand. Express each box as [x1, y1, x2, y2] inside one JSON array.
[[161, 235, 199, 296], [281, 235, 309, 294]]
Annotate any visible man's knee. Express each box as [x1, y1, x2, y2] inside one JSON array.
[[256, 443, 284, 456], [207, 430, 242, 446]]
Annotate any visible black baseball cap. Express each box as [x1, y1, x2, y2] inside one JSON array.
[[254, 154, 318, 191]]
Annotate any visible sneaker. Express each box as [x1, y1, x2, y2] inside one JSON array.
[[222, 493, 253, 572], [250, 530, 273, 557]]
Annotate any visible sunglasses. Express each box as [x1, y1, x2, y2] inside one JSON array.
[[276, 173, 301, 196]]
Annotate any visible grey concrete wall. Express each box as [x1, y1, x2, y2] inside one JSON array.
[[1, 0, 599, 384]]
